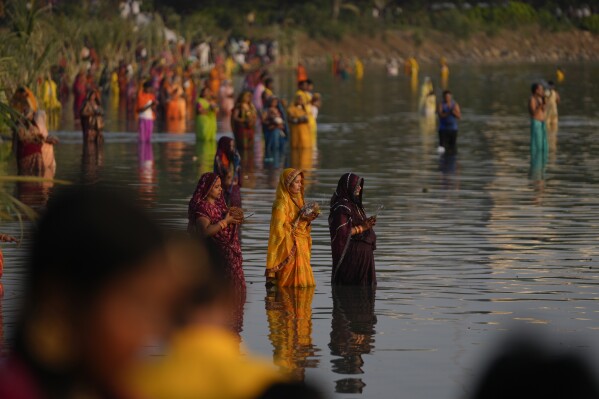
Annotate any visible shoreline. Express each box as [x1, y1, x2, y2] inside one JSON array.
[[291, 27, 598, 67]]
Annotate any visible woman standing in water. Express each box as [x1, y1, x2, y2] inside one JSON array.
[[329, 173, 377, 286], [188, 173, 245, 291], [266, 168, 318, 287], [213, 137, 242, 208], [80, 89, 104, 144], [231, 91, 257, 151], [287, 94, 311, 149], [195, 87, 218, 142]]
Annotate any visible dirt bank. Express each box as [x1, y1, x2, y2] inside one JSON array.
[[294, 27, 598, 66]]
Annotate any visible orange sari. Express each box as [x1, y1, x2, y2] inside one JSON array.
[[266, 168, 315, 287]]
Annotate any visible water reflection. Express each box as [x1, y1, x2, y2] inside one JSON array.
[[265, 286, 319, 381], [138, 141, 156, 201], [81, 141, 104, 184], [329, 286, 377, 394], [195, 140, 216, 177]]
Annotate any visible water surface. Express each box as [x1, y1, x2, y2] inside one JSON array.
[[1, 64, 599, 398]]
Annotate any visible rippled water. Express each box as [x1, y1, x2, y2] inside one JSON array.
[[2, 64, 599, 398]]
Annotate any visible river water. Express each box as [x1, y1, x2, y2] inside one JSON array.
[[1, 64, 599, 398]]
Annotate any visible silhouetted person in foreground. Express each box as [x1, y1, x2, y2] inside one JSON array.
[[0, 185, 175, 399], [470, 338, 599, 399]]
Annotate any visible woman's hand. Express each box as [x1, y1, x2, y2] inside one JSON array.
[[0, 234, 18, 243], [301, 211, 319, 222], [364, 216, 377, 229], [46, 135, 59, 145]]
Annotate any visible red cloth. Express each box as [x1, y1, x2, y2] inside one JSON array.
[[187, 173, 245, 291]]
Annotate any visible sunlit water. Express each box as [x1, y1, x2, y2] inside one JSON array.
[[1, 64, 599, 398]]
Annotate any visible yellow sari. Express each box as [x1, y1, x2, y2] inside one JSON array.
[[266, 168, 315, 287]]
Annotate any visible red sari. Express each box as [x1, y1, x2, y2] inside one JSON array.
[[188, 173, 245, 292]]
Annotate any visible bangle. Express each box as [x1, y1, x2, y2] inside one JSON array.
[[219, 220, 227, 230]]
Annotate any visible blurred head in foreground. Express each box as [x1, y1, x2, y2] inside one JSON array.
[[131, 235, 325, 399], [0, 184, 175, 398], [470, 336, 599, 399]]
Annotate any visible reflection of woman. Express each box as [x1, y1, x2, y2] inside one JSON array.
[[266, 169, 316, 287], [287, 95, 311, 149], [188, 173, 245, 291], [329, 173, 377, 286], [266, 286, 317, 381], [231, 91, 257, 151], [329, 285, 377, 394], [214, 137, 242, 208], [195, 87, 218, 142]]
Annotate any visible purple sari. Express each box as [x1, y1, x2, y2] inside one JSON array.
[[328, 173, 376, 286]]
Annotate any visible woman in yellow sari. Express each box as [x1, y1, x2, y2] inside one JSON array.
[[266, 168, 317, 287]]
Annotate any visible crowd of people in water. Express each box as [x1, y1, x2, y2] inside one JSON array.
[[0, 31, 582, 398]]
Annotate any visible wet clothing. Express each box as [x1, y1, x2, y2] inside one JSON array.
[[188, 173, 245, 292], [80, 96, 104, 143], [530, 119, 548, 180], [137, 91, 156, 142], [266, 169, 315, 287], [287, 105, 311, 149], [196, 97, 217, 141], [438, 101, 458, 154], [329, 173, 376, 286]]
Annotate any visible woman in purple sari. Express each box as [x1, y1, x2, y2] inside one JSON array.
[[188, 173, 245, 291], [213, 137, 242, 208], [328, 173, 377, 286]]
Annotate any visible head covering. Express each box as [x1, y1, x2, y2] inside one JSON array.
[[188, 173, 227, 230], [266, 168, 307, 278], [329, 173, 373, 273], [276, 168, 304, 210], [214, 137, 242, 190], [216, 137, 234, 170], [330, 172, 364, 210]]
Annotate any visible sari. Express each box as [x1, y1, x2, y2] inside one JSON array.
[[196, 97, 217, 142], [80, 91, 104, 144], [329, 173, 376, 286], [266, 168, 315, 287], [287, 105, 311, 149], [214, 137, 242, 208], [188, 173, 245, 292], [15, 120, 44, 176]]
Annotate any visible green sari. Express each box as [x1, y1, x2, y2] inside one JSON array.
[[195, 97, 217, 141]]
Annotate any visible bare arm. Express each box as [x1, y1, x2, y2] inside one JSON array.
[[452, 103, 462, 119], [196, 212, 241, 237]]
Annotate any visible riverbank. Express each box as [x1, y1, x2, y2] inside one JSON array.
[[295, 27, 599, 66]]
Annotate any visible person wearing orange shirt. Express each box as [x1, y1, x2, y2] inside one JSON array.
[[137, 81, 157, 142]]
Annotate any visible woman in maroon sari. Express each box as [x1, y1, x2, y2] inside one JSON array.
[[328, 173, 377, 286], [188, 173, 245, 291], [213, 137, 242, 208]]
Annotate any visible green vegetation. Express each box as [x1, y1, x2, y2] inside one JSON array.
[[144, 0, 594, 40]]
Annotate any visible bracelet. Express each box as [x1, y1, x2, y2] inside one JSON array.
[[219, 220, 228, 230]]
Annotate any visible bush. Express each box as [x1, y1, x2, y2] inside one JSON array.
[[431, 9, 475, 39], [580, 15, 599, 34]]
